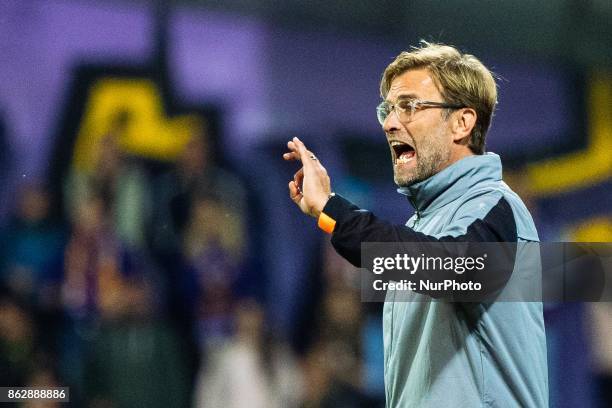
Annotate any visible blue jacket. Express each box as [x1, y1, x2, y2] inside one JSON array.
[[323, 153, 549, 407]]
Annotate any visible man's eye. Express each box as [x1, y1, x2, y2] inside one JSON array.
[[397, 100, 414, 110]]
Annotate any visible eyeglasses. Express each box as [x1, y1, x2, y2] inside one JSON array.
[[376, 98, 464, 125]]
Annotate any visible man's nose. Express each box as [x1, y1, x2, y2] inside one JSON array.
[[383, 109, 402, 133]]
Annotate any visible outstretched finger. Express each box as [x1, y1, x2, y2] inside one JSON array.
[[292, 137, 318, 170], [283, 151, 299, 161], [285, 141, 301, 162]]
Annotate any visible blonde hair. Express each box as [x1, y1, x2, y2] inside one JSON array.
[[381, 41, 497, 154]]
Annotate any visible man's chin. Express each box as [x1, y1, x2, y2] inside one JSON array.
[[394, 175, 418, 187], [395, 169, 433, 187], [393, 161, 419, 187]]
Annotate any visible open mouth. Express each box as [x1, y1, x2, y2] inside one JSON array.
[[390, 140, 416, 164]]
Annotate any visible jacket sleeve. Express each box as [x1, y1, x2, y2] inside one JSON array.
[[323, 193, 518, 299]]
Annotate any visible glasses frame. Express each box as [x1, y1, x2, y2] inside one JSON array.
[[376, 98, 465, 125]]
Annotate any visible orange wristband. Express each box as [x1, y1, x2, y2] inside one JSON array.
[[317, 212, 336, 234]]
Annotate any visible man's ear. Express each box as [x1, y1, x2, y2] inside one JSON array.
[[451, 108, 477, 143]]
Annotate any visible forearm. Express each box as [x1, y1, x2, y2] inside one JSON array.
[[321, 194, 517, 299], [323, 194, 441, 266]]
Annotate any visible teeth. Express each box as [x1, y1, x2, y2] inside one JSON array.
[[396, 155, 414, 164], [390, 140, 414, 149]]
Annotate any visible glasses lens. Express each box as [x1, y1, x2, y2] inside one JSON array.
[[376, 103, 389, 125]]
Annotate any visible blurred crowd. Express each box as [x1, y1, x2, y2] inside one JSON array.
[[0, 116, 385, 408]]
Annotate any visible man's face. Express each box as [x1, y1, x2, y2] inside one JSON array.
[[383, 68, 454, 187]]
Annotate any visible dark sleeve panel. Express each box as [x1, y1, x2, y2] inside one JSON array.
[[324, 194, 518, 299], [325, 194, 517, 267]]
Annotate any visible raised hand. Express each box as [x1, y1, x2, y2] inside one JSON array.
[[283, 137, 332, 218]]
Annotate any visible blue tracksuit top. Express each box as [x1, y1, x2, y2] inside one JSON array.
[[322, 153, 549, 407]]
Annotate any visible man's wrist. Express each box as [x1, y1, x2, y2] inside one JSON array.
[[317, 193, 356, 233], [316, 192, 337, 233], [313, 192, 335, 218]]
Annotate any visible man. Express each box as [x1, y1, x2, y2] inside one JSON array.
[[283, 42, 548, 407]]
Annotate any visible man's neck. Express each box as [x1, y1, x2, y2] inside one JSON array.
[[438, 148, 475, 174]]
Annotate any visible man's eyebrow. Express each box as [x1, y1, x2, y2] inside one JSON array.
[[386, 93, 419, 102]]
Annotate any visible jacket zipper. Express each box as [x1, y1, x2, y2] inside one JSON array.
[[409, 197, 421, 228]]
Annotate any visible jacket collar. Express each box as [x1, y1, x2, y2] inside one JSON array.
[[397, 153, 503, 213]]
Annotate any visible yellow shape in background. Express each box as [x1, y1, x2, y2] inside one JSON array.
[[72, 78, 202, 170], [526, 73, 612, 196], [570, 217, 612, 242]]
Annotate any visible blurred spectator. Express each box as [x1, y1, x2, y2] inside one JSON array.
[[194, 299, 302, 408], [61, 194, 145, 321], [589, 303, 612, 407], [319, 287, 362, 386], [178, 194, 249, 407], [587, 241, 612, 407], [147, 124, 250, 404], [84, 318, 191, 408], [183, 194, 245, 349], [0, 294, 36, 386], [0, 183, 65, 309], [65, 110, 151, 250], [24, 365, 63, 408], [296, 240, 373, 407], [361, 308, 385, 405], [149, 124, 247, 296], [318, 212, 385, 405], [59, 192, 191, 407], [300, 339, 366, 408], [321, 239, 361, 292], [300, 340, 332, 408], [149, 123, 245, 255]]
